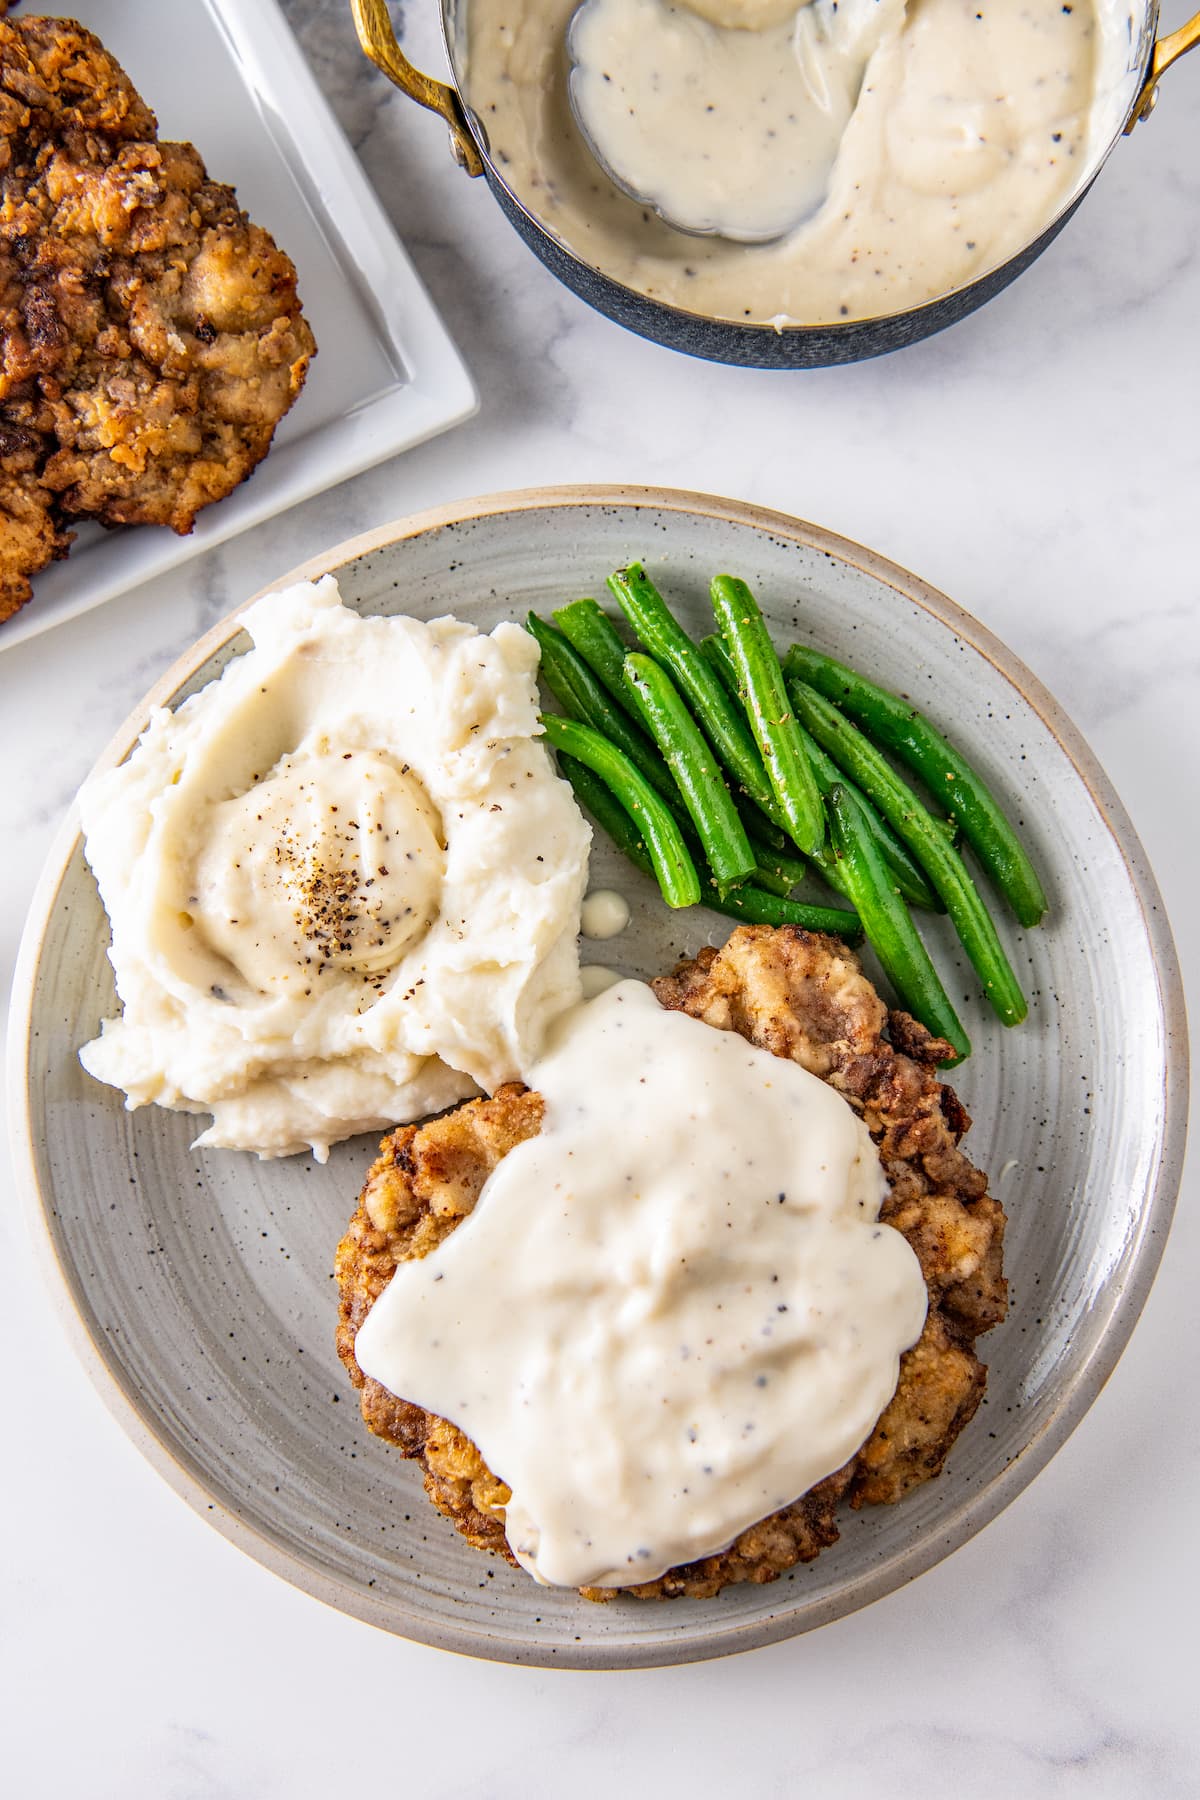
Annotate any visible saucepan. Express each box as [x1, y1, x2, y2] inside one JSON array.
[[351, 0, 1199, 368]]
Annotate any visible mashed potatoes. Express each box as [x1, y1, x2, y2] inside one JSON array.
[[79, 578, 591, 1158]]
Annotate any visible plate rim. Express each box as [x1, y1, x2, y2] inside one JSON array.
[[8, 482, 1190, 1669]]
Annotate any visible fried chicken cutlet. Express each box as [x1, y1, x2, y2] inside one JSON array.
[[0, 15, 315, 621], [335, 926, 1007, 1600]]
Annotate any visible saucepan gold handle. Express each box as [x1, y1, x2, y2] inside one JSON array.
[[350, 0, 485, 175], [1126, 9, 1200, 130]]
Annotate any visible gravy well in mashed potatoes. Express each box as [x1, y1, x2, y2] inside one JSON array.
[[79, 578, 590, 1159]]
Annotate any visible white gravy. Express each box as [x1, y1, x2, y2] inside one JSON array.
[[353, 980, 927, 1589], [580, 887, 631, 938], [569, 0, 896, 242], [579, 962, 622, 995], [682, 0, 807, 23], [466, 0, 1100, 325]]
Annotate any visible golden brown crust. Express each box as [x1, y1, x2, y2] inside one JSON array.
[[336, 927, 1007, 1599], [0, 16, 314, 620], [850, 1312, 986, 1506], [581, 1470, 854, 1602], [0, 400, 69, 619], [335, 1084, 546, 1498]]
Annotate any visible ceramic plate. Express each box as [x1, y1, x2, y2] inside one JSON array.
[[0, 0, 477, 653], [9, 487, 1187, 1669]]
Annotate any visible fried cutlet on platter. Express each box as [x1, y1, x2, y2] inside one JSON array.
[[0, 14, 315, 621], [336, 926, 1007, 1601]]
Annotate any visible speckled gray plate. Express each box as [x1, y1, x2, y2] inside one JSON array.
[[9, 486, 1187, 1669]]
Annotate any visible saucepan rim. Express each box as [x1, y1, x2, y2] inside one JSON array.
[[433, 0, 1166, 339]]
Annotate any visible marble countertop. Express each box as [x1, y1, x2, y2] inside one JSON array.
[[3, 3, 1198, 1793]]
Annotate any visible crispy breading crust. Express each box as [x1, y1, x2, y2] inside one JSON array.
[[0, 398, 67, 619], [0, 15, 314, 619], [336, 927, 1007, 1599]]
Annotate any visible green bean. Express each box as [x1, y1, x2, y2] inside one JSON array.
[[706, 884, 863, 941], [787, 679, 1028, 1025], [827, 785, 969, 1064], [806, 842, 856, 904], [554, 605, 770, 868], [534, 620, 801, 897], [743, 835, 808, 895], [745, 840, 812, 898], [784, 644, 1047, 927], [561, 749, 807, 899], [710, 575, 823, 855], [533, 612, 792, 893], [525, 613, 680, 811], [801, 723, 940, 908], [557, 751, 652, 867], [701, 633, 940, 911], [552, 599, 643, 722], [606, 563, 790, 838], [702, 631, 933, 919], [741, 807, 788, 853], [753, 810, 867, 907], [559, 753, 861, 941], [539, 714, 700, 909], [743, 836, 806, 896], [622, 652, 755, 888], [746, 867, 793, 898], [749, 800, 853, 904]]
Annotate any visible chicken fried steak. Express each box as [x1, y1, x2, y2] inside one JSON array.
[[336, 926, 1007, 1600], [0, 402, 65, 619], [0, 16, 315, 619]]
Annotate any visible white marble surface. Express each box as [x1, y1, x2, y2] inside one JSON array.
[[4, 2, 1199, 1793]]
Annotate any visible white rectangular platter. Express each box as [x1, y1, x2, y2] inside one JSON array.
[[1, 0, 478, 652]]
